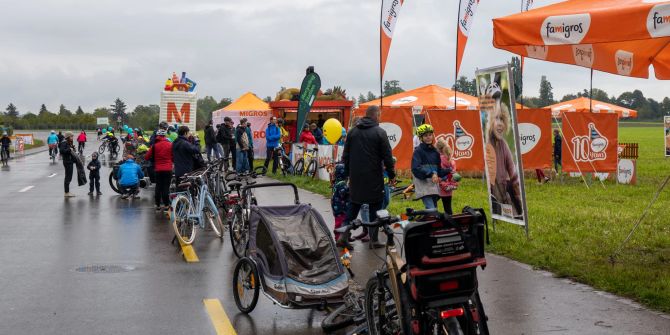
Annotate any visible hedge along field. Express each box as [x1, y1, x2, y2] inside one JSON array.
[[269, 126, 670, 313]]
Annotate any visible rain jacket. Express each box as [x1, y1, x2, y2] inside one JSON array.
[[87, 158, 101, 178], [299, 130, 317, 145], [47, 134, 58, 145], [172, 135, 201, 178], [245, 127, 254, 149], [145, 136, 173, 172], [412, 142, 451, 200], [204, 124, 216, 145], [342, 117, 395, 204], [117, 159, 144, 187], [77, 133, 87, 143], [265, 123, 281, 148]]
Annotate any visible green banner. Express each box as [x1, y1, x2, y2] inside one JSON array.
[[295, 68, 321, 142]]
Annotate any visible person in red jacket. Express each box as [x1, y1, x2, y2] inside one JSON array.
[[145, 129, 173, 211], [299, 124, 317, 145], [76, 130, 87, 154]]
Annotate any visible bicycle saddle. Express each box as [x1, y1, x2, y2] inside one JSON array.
[[228, 181, 243, 190]]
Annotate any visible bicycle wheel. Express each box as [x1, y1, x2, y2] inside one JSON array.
[[293, 158, 304, 176], [281, 156, 292, 176], [321, 300, 361, 332], [307, 160, 317, 179], [233, 257, 260, 313], [171, 195, 196, 245], [98, 143, 106, 154], [365, 273, 402, 335], [203, 200, 224, 239], [229, 205, 248, 258], [109, 171, 121, 194]]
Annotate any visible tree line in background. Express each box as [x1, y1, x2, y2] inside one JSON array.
[[0, 97, 232, 131]]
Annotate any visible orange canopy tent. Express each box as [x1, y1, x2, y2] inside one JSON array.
[[359, 84, 526, 111], [545, 97, 637, 119], [219, 92, 270, 111], [493, 0, 670, 79]]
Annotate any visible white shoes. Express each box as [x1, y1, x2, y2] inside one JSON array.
[[64, 193, 76, 198]]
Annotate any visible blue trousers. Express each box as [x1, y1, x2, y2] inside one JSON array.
[[236, 150, 249, 173]]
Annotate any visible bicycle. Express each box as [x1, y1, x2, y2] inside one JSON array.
[[336, 207, 490, 335], [48, 144, 57, 164], [0, 146, 9, 167], [169, 168, 225, 245], [99, 139, 120, 158], [274, 145, 294, 176], [293, 145, 318, 178], [226, 170, 263, 258], [320, 248, 367, 333]]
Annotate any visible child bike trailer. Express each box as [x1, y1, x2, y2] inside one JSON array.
[[232, 183, 348, 313]]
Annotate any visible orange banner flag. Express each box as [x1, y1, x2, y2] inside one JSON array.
[[381, 0, 404, 78], [561, 113, 618, 173], [456, 0, 480, 76]]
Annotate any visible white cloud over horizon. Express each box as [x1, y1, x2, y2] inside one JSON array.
[[1, 0, 667, 114]]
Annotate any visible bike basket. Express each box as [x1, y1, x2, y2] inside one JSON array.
[[404, 207, 486, 268]]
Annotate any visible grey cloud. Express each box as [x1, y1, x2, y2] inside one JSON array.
[[0, 0, 667, 114]]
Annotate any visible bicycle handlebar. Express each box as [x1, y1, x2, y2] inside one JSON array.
[[334, 215, 401, 233]]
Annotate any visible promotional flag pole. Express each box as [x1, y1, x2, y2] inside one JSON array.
[[379, 1, 385, 111], [590, 68, 594, 113], [454, 0, 462, 111]]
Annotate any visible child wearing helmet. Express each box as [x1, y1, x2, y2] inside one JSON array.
[[412, 124, 452, 210], [331, 164, 350, 242]]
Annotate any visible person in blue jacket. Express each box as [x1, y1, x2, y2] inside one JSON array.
[[47, 130, 59, 156], [117, 154, 144, 199], [263, 116, 281, 174]]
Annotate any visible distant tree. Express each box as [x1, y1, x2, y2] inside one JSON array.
[[662, 97, 670, 116], [538, 75, 555, 107], [383, 80, 404, 96], [58, 104, 72, 117], [93, 107, 110, 117], [358, 93, 367, 104], [366, 91, 377, 102], [196, 96, 220, 130], [452, 76, 477, 96], [561, 94, 578, 102], [110, 98, 127, 123], [129, 104, 160, 130], [217, 98, 232, 110], [75, 106, 84, 115], [39, 104, 48, 114], [5, 103, 19, 118], [263, 96, 272, 103]]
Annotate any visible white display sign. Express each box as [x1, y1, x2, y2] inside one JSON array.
[[96, 117, 109, 125], [160, 91, 197, 131]]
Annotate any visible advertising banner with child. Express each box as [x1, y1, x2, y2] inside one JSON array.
[[425, 109, 484, 171], [476, 64, 528, 229], [665, 116, 670, 157], [561, 113, 618, 173], [516, 108, 552, 169]]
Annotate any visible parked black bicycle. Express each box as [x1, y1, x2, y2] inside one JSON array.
[[335, 207, 490, 335]]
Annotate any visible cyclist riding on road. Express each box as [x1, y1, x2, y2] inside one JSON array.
[[1, 132, 11, 160], [103, 131, 119, 155], [47, 130, 59, 157]]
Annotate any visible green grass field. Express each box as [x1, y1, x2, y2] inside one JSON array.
[[268, 126, 670, 313]]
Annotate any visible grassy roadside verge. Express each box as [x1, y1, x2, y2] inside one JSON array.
[[264, 126, 670, 313], [25, 139, 44, 150]]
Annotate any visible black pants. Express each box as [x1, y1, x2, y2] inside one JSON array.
[[220, 142, 230, 171], [89, 174, 100, 193], [121, 184, 139, 195], [155, 171, 172, 207], [345, 201, 382, 242], [441, 196, 453, 215], [248, 149, 254, 171], [78, 142, 85, 153], [264, 147, 279, 173], [63, 161, 74, 193], [230, 145, 237, 170]]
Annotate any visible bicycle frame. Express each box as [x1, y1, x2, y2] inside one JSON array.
[[173, 180, 219, 228]]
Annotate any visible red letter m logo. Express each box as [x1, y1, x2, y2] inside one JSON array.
[[167, 102, 191, 123]]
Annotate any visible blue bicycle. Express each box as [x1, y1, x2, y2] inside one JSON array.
[[170, 168, 224, 245]]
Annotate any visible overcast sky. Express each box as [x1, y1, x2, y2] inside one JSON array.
[[1, 0, 666, 114]]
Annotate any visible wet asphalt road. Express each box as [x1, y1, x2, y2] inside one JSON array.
[[0, 143, 669, 335]]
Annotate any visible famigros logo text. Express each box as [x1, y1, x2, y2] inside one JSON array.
[[541, 14, 591, 45]]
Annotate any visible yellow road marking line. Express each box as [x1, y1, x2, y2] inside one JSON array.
[[203, 299, 237, 335], [179, 240, 199, 262]]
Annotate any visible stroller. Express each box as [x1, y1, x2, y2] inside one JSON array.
[[232, 182, 349, 313]]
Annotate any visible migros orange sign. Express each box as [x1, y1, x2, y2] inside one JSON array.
[[167, 102, 191, 123]]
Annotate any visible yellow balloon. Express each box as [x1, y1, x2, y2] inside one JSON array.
[[323, 118, 343, 144]]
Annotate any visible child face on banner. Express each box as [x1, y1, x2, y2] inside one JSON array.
[[489, 102, 510, 141]]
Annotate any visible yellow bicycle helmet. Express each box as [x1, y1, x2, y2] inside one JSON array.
[[416, 124, 434, 137]]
